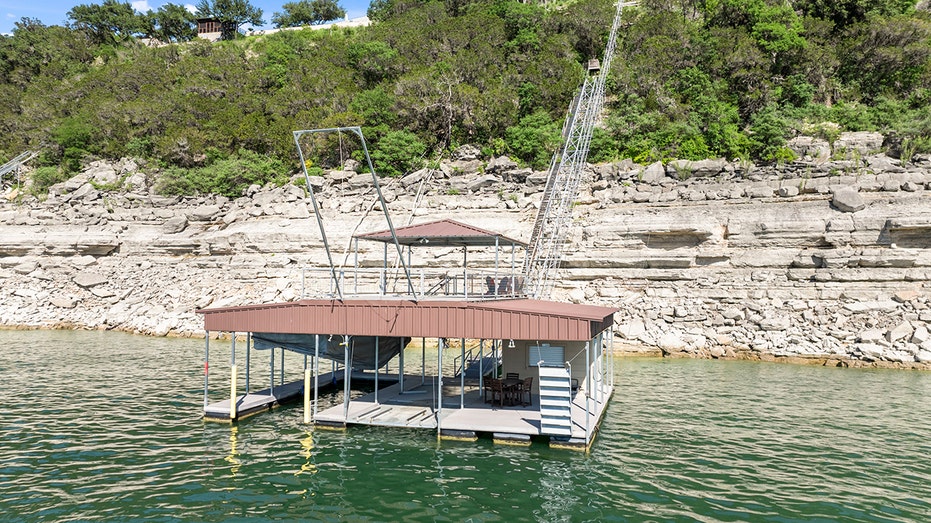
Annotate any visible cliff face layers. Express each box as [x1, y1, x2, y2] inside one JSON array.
[[1, 141, 930, 369]]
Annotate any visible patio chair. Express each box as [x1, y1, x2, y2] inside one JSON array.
[[518, 377, 533, 406], [487, 378, 507, 407], [484, 378, 498, 403]]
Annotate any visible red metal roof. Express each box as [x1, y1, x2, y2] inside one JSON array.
[[354, 219, 527, 248], [198, 298, 615, 342]]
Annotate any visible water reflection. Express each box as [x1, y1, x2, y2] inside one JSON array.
[[296, 431, 317, 476], [225, 426, 241, 475]]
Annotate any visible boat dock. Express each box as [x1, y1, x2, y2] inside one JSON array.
[[204, 370, 400, 422], [314, 373, 613, 449]]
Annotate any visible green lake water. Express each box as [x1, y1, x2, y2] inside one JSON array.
[[1, 329, 929, 522]]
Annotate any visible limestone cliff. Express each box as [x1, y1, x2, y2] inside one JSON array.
[[2, 141, 930, 369]]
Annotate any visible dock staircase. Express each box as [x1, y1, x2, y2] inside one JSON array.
[[0, 151, 38, 186], [522, 2, 637, 299], [538, 365, 574, 437], [462, 356, 499, 379]]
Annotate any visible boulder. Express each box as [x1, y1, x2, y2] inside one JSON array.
[[162, 216, 188, 234], [886, 321, 913, 342], [831, 187, 866, 213], [467, 174, 501, 192], [911, 325, 930, 345], [73, 272, 108, 288], [400, 168, 430, 188], [659, 332, 686, 352], [447, 159, 483, 175], [893, 290, 920, 303], [486, 155, 518, 174], [787, 136, 831, 161], [859, 329, 884, 343], [451, 144, 481, 161], [70, 183, 100, 202], [759, 316, 790, 331], [639, 161, 666, 184], [618, 318, 646, 339], [50, 297, 77, 309], [328, 170, 354, 183], [526, 171, 548, 186], [778, 186, 799, 197], [833, 131, 884, 155], [190, 204, 221, 221]]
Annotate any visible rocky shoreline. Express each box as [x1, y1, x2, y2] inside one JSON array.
[[2, 131, 930, 370]]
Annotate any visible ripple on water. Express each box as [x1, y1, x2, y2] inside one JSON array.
[[2, 333, 931, 522]]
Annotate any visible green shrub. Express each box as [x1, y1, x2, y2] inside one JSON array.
[[155, 148, 288, 197], [370, 130, 426, 177], [504, 109, 561, 169], [30, 166, 68, 195]]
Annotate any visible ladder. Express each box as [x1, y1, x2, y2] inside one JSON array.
[[523, 2, 637, 299], [538, 365, 574, 437], [0, 151, 38, 186]]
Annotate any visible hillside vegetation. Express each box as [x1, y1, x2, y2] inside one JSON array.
[[1, 0, 930, 197]]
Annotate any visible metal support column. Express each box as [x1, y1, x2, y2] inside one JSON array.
[[463, 248, 468, 299], [270, 347, 275, 396], [375, 337, 380, 404], [230, 334, 237, 420], [585, 340, 591, 443], [314, 334, 321, 421], [437, 337, 444, 435], [204, 332, 210, 409], [303, 354, 311, 424], [399, 337, 405, 392], [478, 339, 484, 397], [342, 336, 351, 421], [459, 338, 465, 409], [245, 333, 251, 391]]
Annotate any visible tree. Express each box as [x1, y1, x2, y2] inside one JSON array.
[[194, 0, 263, 41], [272, 0, 346, 28], [793, 0, 916, 30], [67, 0, 143, 45], [143, 3, 197, 43]]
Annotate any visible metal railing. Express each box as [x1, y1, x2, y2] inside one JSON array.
[[300, 267, 527, 300]]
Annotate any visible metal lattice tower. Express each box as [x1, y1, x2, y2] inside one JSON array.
[[522, 1, 636, 299]]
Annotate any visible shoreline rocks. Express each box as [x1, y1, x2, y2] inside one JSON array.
[[2, 139, 931, 370]]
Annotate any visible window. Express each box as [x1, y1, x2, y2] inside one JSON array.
[[529, 344, 564, 367]]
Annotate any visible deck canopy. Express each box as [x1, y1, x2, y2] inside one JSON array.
[[199, 298, 615, 342], [354, 219, 527, 248]]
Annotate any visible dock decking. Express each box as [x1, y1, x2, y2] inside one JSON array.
[[314, 375, 613, 448]]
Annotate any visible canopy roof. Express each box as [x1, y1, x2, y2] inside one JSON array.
[[199, 298, 615, 342], [354, 219, 527, 248]]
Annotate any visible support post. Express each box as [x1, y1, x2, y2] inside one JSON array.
[[270, 347, 275, 396], [375, 336, 380, 404], [399, 337, 405, 392], [437, 337, 444, 435], [478, 339, 484, 397], [343, 336, 351, 421], [230, 334, 237, 420], [245, 333, 251, 391], [460, 338, 465, 409], [204, 332, 210, 409], [303, 354, 311, 424], [314, 334, 320, 421], [585, 340, 591, 443], [463, 247, 468, 299]]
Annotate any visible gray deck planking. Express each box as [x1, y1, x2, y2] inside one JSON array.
[[204, 371, 338, 420], [315, 374, 613, 444]]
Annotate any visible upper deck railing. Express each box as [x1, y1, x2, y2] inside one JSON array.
[[300, 267, 526, 301]]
